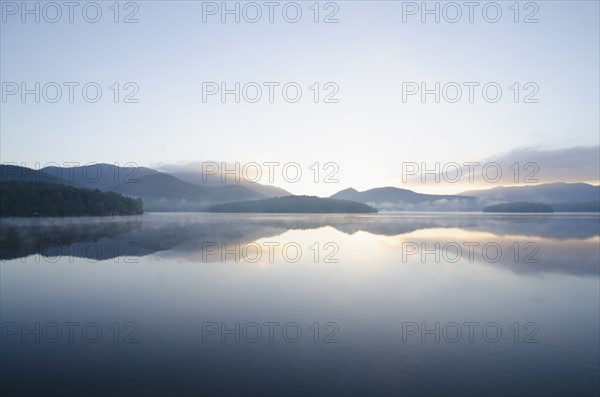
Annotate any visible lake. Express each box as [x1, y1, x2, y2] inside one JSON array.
[[1, 213, 599, 396]]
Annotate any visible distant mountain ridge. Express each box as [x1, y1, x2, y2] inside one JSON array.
[[331, 183, 600, 212], [3, 164, 599, 213], [36, 163, 290, 200], [1, 164, 77, 186], [332, 187, 474, 203], [330, 186, 476, 211], [1, 164, 269, 211], [108, 173, 267, 211], [167, 170, 291, 197], [461, 182, 600, 203], [41, 164, 159, 190]]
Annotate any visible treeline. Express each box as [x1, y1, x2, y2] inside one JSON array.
[[483, 202, 554, 213], [551, 201, 600, 212], [0, 182, 143, 217], [209, 195, 378, 213]]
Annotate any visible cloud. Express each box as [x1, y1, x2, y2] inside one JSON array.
[[486, 146, 600, 183], [400, 145, 600, 190]]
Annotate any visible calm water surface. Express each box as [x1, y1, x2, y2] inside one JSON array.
[[1, 213, 599, 396]]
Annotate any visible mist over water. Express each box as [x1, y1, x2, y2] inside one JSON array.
[[1, 213, 599, 396]]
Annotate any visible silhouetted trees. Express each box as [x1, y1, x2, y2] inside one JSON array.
[[0, 182, 143, 217]]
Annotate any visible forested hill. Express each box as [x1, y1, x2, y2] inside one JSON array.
[[209, 195, 378, 213], [483, 202, 554, 213], [0, 182, 143, 217]]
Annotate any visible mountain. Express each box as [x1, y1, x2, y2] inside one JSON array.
[[331, 183, 600, 212], [166, 170, 291, 197], [1, 164, 76, 185], [330, 187, 476, 211], [40, 164, 286, 207], [461, 183, 600, 203], [2, 164, 268, 212], [6, 164, 598, 213], [41, 163, 159, 190], [331, 187, 471, 203], [106, 173, 267, 211], [209, 195, 378, 213]]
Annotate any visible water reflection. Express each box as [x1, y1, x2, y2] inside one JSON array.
[[2, 213, 598, 277], [1, 213, 599, 396]]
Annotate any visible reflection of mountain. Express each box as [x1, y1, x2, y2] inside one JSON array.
[[2, 214, 598, 277], [266, 214, 599, 241], [0, 215, 285, 261], [0, 217, 143, 260]]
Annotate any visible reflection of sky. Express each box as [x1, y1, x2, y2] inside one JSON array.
[[3, 217, 599, 322], [1, 214, 599, 395]]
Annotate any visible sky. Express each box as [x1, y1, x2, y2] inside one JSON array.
[[1, 0, 599, 196]]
